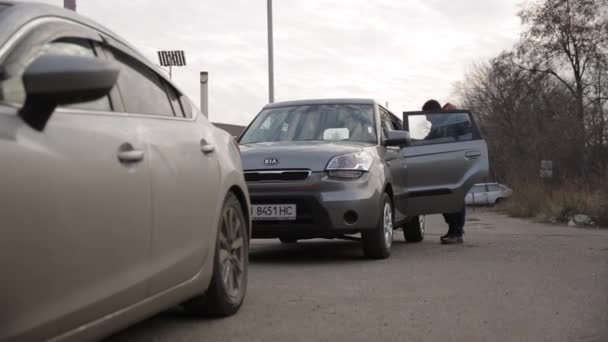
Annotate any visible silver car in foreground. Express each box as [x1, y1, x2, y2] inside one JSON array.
[[466, 183, 513, 206], [1, 3, 249, 341], [238, 99, 489, 259]]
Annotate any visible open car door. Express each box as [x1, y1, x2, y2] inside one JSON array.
[[401, 110, 489, 216]]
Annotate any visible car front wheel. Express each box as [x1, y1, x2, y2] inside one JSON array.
[[183, 192, 248, 317], [361, 193, 393, 259]]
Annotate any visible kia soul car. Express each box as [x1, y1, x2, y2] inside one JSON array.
[[238, 99, 488, 258], [0, 2, 250, 342]]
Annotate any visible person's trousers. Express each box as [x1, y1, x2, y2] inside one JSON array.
[[442, 206, 466, 237]]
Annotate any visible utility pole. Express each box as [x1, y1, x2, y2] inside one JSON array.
[[200, 72, 209, 118], [267, 0, 275, 103], [64, 0, 76, 11]]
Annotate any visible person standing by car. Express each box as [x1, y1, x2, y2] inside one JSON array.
[[421, 99, 466, 244]]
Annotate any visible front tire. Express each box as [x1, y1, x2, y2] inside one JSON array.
[[361, 193, 393, 259], [403, 215, 425, 243], [183, 192, 248, 317]]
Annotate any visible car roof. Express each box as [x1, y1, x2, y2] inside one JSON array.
[[0, 1, 186, 99], [264, 98, 376, 109], [0, 2, 151, 67]]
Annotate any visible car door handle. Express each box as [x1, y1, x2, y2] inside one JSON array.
[[201, 142, 215, 154], [465, 150, 481, 159], [117, 150, 144, 163]]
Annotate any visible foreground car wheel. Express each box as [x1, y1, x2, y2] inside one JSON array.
[[403, 215, 425, 243], [361, 193, 393, 259], [184, 193, 248, 317]]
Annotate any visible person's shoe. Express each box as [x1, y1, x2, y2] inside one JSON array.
[[441, 235, 463, 244], [440, 225, 455, 241]]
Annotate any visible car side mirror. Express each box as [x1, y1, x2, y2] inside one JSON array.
[[384, 130, 411, 147], [18, 54, 119, 131]]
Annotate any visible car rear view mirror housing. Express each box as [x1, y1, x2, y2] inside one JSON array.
[[384, 130, 411, 147], [19, 54, 119, 131]]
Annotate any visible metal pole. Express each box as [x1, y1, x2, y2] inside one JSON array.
[[267, 0, 275, 103], [64, 0, 76, 11], [169, 65, 172, 80], [200, 72, 209, 118]]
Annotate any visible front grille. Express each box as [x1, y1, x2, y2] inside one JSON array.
[[245, 170, 311, 183]]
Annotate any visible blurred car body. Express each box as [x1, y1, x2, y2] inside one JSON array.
[[466, 183, 513, 206], [0, 2, 249, 341]]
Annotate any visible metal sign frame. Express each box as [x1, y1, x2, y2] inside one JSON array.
[[157, 50, 187, 79]]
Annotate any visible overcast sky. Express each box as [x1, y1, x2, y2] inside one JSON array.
[[19, 0, 523, 125]]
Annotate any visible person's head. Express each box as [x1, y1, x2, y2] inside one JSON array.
[[422, 99, 442, 111], [422, 99, 443, 125]]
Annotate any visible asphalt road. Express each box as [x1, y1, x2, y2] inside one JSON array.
[[105, 210, 608, 342]]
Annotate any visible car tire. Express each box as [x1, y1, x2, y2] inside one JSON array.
[[403, 215, 425, 243], [279, 237, 298, 244], [494, 197, 503, 206], [183, 192, 248, 317], [361, 193, 393, 259]]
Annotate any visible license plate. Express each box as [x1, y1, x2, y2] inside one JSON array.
[[251, 204, 296, 221]]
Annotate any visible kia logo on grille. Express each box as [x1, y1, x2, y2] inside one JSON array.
[[264, 158, 279, 166]]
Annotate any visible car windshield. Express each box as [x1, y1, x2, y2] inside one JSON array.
[[239, 104, 377, 144]]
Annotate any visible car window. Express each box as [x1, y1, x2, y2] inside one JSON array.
[[470, 185, 486, 193], [0, 39, 111, 112], [165, 83, 184, 117], [407, 112, 474, 146], [111, 48, 174, 116], [488, 184, 502, 192], [386, 111, 402, 130], [383, 111, 403, 139], [381, 113, 393, 138], [240, 104, 377, 144], [180, 96, 193, 118]]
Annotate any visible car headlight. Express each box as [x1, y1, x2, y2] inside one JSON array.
[[326, 151, 373, 178]]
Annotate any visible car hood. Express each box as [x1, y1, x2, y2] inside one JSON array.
[[239, 141, 373, 172]]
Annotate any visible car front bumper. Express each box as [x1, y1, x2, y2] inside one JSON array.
[[247, 172, 383, 239]]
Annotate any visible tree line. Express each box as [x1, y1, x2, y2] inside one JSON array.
[[456, 0, 608, 185]]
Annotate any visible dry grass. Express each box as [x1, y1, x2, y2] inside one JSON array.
[[502, 182, 547, 218], [503, 181, 608, 228]]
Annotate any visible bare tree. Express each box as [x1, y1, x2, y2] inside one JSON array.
[[456, 53, 580, 183], [515, 0, 608, 176]]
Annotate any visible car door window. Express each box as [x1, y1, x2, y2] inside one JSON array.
[[408, 112, 474, 146], [381, 114, 392, 138], [164, 83, 184, 117], [111, 48, 174, 116], [488, 184, 502, 192], [180, 96, 193, 118], [380, 108, 398, 138], [0, 39, 111, 111], [471, 185, 486, 193]]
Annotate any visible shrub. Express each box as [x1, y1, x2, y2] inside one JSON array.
[[541, 189, 589, 223], [588, 189, 608, 227], [503, 181, 608, 228], [503, 182, 547, 218]]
